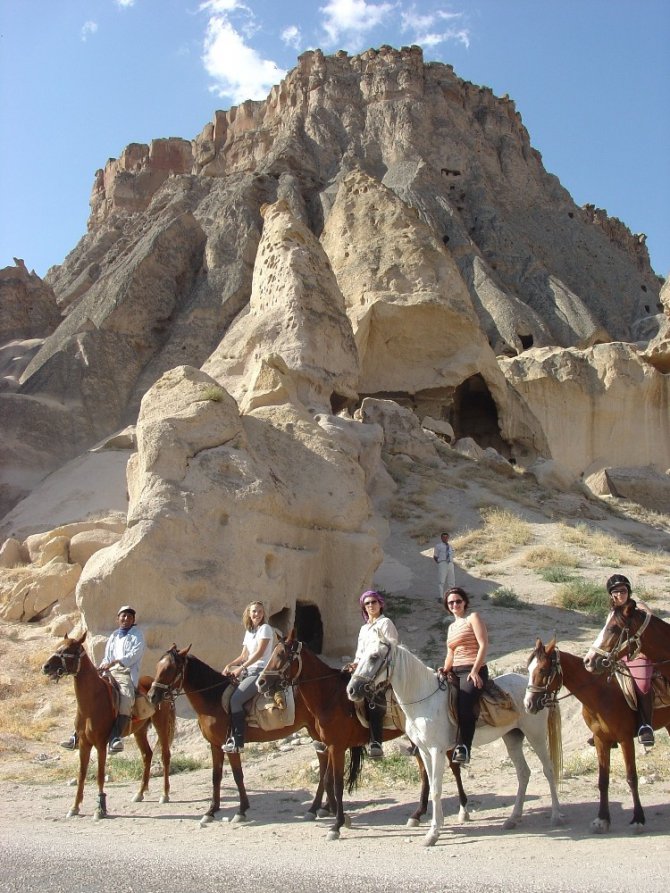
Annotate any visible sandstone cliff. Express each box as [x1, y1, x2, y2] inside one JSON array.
[[0, 46, 667, 664]]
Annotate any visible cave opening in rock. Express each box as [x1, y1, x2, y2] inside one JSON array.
[[294, 602, 324, 654], [451, 374, 507, 455]]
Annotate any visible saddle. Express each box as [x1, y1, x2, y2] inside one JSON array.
[[614, 668, 670, 711], [446, 676, 516, 728], [100, 672, 155, 723], [220, 685, 296, 732]]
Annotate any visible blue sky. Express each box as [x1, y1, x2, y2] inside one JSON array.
[[1, 0, 668, 279]]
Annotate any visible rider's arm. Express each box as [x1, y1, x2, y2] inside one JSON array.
[[468, 613, 489, 683], [223, 645, 249, 674]]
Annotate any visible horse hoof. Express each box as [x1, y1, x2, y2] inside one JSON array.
[[343, 814, 352, 829], [458, 807, 470, 823], [551, 814, 565, 827], [66, 808, 80, 818], [93, 809, 106, 821], [590, 818, 610, 834], [303, 811, 317, 822], [631, 822, 645, 835], [159, 795, 169, 805], [422, 832, 439, 847], [502, 817, 518, 830], [200, 814, 215, 826], [316, 808, 330, 818], [132, 792, 144, 803], [231, 813, 247, 824], [406, 817, 420, 828], [326, 830, 340, 841]]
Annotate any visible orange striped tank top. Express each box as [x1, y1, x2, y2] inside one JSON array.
[[447, 617, 479, 666]]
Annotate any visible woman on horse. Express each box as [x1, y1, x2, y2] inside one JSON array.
[[222, 601, 274, 753], [344, 590, 398, 759], [439, 587, 489, 764], [606, 574, 655, 748]]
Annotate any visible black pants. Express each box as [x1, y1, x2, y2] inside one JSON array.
[[366, 693, 386, 744], [453, 664, 488, 750]]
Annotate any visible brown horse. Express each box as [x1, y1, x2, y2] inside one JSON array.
[[42, 632, 175, 819], [525, 638, 670, 832], [584, 599, 670, 682], [258, 632, 469, 841], [147, 644, 338, 826]]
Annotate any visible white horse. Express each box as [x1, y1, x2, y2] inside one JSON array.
[[346, 633, 563, 846]]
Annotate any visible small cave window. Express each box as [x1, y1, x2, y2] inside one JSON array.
[[295, 602, 324, 653], [330, 392, 349, 414], [519, 333, 534, 350]]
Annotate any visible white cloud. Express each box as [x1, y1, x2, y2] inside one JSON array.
[[115, 0, 136, 8], [199, 0, 248, 14], [320, 0, 394, 45], [401, 6, 470, 50], [281, 25, 302, 49], [202, 16, 286, 103], [80, 21, 98, 42]]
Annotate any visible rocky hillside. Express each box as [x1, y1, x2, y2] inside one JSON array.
[[0, 46, 668, 664]]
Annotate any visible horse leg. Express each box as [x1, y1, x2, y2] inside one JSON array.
[[132, 723, 152, 803], [228, 751, 250, 825], [447, 752, 470, 822], [419, 747, 445, 847], [68, 739, 91, 818], [154, 703, 173, 804], [523, 723, 563, 826], [590, 737, 612, 833], [93, 744, 108, 820], [305, 749, 330, 820], [619, 736, 645, 832], [325, 746, 346, 841], [201, 744, 225, 825], [500, 729, 530, 830], [407, 752, 430, 827]]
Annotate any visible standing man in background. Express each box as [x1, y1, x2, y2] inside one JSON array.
[[433, 531, 455, 602]]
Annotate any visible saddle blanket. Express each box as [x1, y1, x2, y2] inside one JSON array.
[[615, 669, 670, 711], [353, 688, 405, 732], [221, 685, 296, 731]]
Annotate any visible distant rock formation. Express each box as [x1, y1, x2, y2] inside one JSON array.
[[1, 46, 667, 658]]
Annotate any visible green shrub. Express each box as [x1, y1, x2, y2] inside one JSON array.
[[538, 566, 579, 583], [556, 579, 609, 617], [489, 587, 531, 610]]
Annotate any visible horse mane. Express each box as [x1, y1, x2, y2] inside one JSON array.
[[393, 643, 442, 699], [184, 652, 229, 696]]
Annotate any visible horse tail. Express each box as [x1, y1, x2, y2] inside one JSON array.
[[166, 698, 176, 747], [547, 702, 563, 787], [346, 746, 366, 794]]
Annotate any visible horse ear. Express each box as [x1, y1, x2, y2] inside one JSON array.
[[287, 628, 296, 642], [76, 630, 88, 645], [546, 637, 556, 652], [183, 644, 192, 655]]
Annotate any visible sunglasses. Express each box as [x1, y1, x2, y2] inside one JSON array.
[[447, 599, 463, 606], [610, 588, 628, 595], [364, 600, 379, 606]]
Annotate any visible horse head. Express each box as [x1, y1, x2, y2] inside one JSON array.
[[346, 630, 392, 703], [42, 631, 88, 681], [583, 600, 644, 674], [148, 644, 191, 704], [524, 638, 561, 714], [257, 629, 301, 698]]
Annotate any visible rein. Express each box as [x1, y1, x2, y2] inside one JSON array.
[[151, 650, 235, 701], [354, 644, 448, 707], [526, 648, 574, 706], [49, 649, 83, 678]]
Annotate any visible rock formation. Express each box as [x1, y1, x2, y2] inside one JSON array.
[[0, 46, 667, 660]]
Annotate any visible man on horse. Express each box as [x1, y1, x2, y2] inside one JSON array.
[[60, 605, 146, 753]]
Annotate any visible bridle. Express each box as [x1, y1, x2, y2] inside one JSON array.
[[148, 647, 186, 700], [350, 640, 393, 703], [589, 610, 651, 672], [44, 646, 83, 679], [526, 647, 564, 709], [257, 639, 303, 694]]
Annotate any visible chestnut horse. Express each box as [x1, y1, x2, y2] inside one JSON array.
[[584, 599, 670, 683], [525, 638, 670, 833], [42, 632, 175, 819], [259, 633, 480, 841], [147, 644, 338, 826]]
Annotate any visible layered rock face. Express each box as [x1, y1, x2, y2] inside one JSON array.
[[1, 46, 668, 658]]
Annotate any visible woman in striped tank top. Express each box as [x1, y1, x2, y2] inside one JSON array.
[[440, 587, 489, 764]]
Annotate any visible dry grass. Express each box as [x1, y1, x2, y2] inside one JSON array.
[[523, 546, 580, 569], [454, 507, 533, 563]]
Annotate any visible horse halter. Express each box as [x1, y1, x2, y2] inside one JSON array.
[[589, 610, 651, 672], [352, 640, 393, 702], [258, 640, 303, 694], [526, 648, 563, 709], [44, 646, 83, 679], [149, 647, 185, 699]]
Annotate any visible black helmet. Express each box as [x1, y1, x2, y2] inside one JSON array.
[[606, 574, 631, 594]]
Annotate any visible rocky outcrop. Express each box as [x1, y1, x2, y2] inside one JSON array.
[[0, 260, 60, 343]]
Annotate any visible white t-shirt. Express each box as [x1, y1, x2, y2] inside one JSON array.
[[355, 616, 399, 662], [243, 623, 274, 671]]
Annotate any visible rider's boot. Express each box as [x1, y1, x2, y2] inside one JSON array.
[[108, 714, 130, 753], [636, 690, 654, 748], [223, 711, 245, 753], [368, 703, 385, 759]]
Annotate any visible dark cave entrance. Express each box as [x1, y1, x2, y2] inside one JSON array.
[[451, 374, 507, 455], [294, 602, 324, 654]]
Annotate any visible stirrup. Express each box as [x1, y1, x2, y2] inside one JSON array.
[[313, 740, 327, 753], [368, 741, 384, 759], [108, 737, 124, 754], [59, 733, 78, 750], [223, 737, 243, 753], [638, 725, 654, 748], [451, 744, 469, 764]]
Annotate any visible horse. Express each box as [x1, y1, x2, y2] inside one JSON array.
[[346, 633, 563, 846], [584, 599, 670, 682], [525, 638, 670, 833], [147, 644, 337, 826], [258, 632, 471, 841], [42, 632, 175, 820]]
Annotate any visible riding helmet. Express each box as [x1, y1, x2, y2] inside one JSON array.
[[606, 574, 631, 594]]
